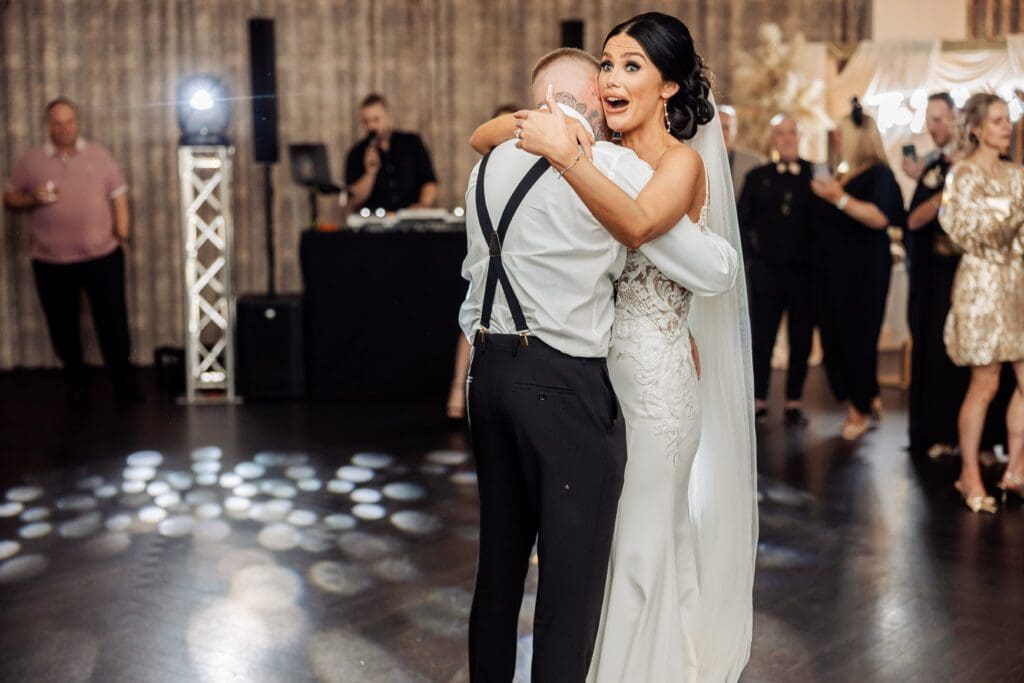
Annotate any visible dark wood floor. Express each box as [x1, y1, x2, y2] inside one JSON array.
[[1, 367, 1022, 682]]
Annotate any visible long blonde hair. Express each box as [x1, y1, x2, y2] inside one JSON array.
[[833, 111, 889, 181]]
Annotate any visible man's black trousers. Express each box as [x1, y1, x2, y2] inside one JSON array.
[[467, 334, 625, 683], [31, 247, 133, 390], [750, 261, 815, 402]]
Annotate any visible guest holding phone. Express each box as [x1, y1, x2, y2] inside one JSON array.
[[811, 99, 906, 440]]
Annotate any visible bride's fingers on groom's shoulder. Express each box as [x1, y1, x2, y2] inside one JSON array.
[[513, 110, 531, 120]]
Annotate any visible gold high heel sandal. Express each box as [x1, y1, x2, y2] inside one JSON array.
[[997, 471, 1024, 502], [840, 419, 870, 441], [954, 481, 998, 514]]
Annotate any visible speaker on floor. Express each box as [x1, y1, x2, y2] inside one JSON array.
[[248, 17, 279, 164], [236, 294, 304, 399], [561, 19, 584, 50]]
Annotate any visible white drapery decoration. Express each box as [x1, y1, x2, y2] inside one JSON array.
[[831, 35, 1024, 126]]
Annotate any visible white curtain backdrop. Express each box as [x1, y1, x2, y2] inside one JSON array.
[[830, 35, 1024, 139]]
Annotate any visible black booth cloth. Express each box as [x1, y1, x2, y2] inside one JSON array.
[[300, 228, 466, 400]]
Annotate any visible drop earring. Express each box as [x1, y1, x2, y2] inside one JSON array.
[[664, 100, 672, 133]]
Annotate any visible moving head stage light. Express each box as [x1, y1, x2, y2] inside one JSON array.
[[177, 75, 230, 146]]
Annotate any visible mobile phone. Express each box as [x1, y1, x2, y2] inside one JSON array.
[[812, 163, 832, 181], [902, 144, 917, 161]]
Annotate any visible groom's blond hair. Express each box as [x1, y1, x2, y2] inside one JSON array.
[[531, 48, 600, 84]]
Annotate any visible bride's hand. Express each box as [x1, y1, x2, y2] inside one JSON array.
[[513, 84, 594, 167]]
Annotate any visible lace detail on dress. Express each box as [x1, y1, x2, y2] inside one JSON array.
[[610, 166, 710, 464], [615, 250, 694, 340], [613, 249, 697, 464]]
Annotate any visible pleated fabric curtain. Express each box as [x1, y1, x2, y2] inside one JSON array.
[[0, 0, 868, 369], [969, 0, 1024, 38]]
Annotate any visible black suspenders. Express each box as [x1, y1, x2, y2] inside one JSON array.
[[475, 152, 551, 346]]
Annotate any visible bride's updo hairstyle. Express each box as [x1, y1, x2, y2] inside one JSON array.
[[604, 12, 714, 140]]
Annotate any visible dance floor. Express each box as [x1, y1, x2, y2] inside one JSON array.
[[0, 366, 1022, 682]]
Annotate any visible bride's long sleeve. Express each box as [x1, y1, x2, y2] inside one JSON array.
[[608, 151, 739, 297], [639, 222, 739, 297]]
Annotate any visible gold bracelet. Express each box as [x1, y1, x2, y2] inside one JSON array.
[[557, 149, 584, 179]]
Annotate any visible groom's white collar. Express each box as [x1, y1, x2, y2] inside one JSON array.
[[540, 102, 597, 139]]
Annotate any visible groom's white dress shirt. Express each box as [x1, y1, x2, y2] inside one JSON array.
[[459, 104, 738, 358]]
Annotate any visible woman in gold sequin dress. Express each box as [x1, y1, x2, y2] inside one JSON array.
[[940, 93, 1024, 513]]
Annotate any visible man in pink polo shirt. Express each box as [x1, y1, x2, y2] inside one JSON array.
[[3, 97, 141, 403]]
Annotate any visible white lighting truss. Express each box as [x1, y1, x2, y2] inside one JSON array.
[[177, 146, 237, 403]]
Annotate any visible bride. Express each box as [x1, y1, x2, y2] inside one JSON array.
[[474, 12, 757, 682]]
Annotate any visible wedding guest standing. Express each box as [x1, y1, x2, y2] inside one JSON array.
[[940, 93, 1024, 514], [738, 114, 816, 426], [905, 93, 969, 458], [3, 97, 141, 404], [811, 99, 906, 441]]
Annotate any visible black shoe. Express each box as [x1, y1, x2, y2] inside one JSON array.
[[784, 407, 809, 427]]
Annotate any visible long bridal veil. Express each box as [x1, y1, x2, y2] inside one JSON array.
[[687, 97, 758, 681]]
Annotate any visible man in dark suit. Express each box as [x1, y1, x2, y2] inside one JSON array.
[[905, 92, 968, 456], [738, 114, 816, 426]]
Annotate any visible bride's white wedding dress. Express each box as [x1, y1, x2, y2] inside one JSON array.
[[588, 110, 758, 683], [589, 208, 706, 683]]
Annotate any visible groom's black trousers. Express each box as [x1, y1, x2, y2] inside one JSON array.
[[467, 334, 626, 683]]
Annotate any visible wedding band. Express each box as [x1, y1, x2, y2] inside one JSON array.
[[514, 128, 522, 139]]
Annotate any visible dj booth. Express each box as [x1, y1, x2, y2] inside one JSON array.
[[299, 213, 468, 400]]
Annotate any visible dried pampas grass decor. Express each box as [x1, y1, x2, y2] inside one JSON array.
[[731, 23, 832, 155]]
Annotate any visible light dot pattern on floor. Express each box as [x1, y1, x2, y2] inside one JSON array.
[[0, 445, 475, 590]]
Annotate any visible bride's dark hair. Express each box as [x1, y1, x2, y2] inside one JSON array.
[[605, 12, 714, 140]]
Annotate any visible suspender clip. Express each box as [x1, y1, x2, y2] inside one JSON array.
[[518, 332, 530, 347]]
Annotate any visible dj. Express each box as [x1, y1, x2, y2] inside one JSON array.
[[344, 93, 438, 213]]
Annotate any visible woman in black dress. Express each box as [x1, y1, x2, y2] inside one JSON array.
[[811, 100, 906, 440]]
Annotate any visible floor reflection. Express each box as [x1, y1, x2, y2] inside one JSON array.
[[0, 437, 477, 682], [1, 368, 1022, 681]]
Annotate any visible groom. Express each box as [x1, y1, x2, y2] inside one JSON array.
[[462, 48, 737, 682]]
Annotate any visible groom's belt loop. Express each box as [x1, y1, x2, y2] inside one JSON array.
[[474, 151, 550, 339]]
